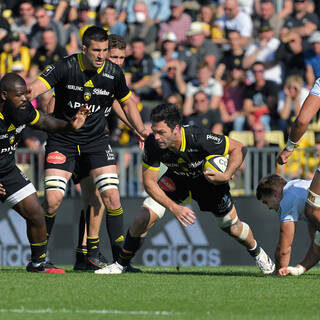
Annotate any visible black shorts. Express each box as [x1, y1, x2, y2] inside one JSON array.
[[72, 157, 90, 184], [45, 136, 117, 174], [0, 166, 36, 207], [158, 171, 233, 216]]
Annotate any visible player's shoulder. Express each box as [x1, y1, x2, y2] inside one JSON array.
[[101, 59, 123, 77]]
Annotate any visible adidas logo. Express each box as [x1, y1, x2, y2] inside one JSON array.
[[142, 219, 221, 266], [0, 209, 30, 266]]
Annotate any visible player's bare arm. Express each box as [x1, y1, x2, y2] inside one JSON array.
[[204, 138, 247, 184], [278, 94, 320, 165], [27, 78, 50, 101], [120, 95, 149, 139], [275, 221, 295, 275], [33, 105, 90, 132], [143, 168, 196, 227]]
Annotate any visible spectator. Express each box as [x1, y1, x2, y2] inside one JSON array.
[[166, 92, 184, 110], [29, 28, 68, 80], [127, 0, 170, 24], [159, 59, 186, 100], [158, 0, 192, 47], [179, 21, 221, 81], [243, 62, 279, 131], [275, 32, 306, 81], [29, 6, 68, 57], [219, 65, 246, 133], [125, 2, 158, 54], [42, 0, 69, 21], [185, 90, 223, 134], [252, 0, 284, 40], [183, 61, 223, 116], [10, 1, 36, 46], [215, 29, 245, 83], [217, 0, 254, 16], [99, 0, 128, 23], [123, 37, 155, 100], [0, 32, 31, 79], [277, 75, 309, 133], [197, 2, 216, 39], [98, 5, 126, 37], [280, 0, 318, 48], [305, 31, 320, 89], [214, 0, 253, 47], [243, 21, 282, 85], [0, 15, 10, 52]]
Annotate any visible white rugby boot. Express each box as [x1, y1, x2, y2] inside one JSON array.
[[255, 248, 275, 274], [94, 262, 126, 274]]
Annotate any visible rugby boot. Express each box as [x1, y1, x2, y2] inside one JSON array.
[[26, 261, 65, 274], [255, 248, 275, 274]]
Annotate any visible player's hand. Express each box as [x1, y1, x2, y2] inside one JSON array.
[[0, 183, 6, 196], [277, 148, 293, 165], [277, 267, 290, 276], [203, 170, 230, 184], [137, 125, 152, 150], [71, 105, 91, 130], [172, 204, 196, 227]]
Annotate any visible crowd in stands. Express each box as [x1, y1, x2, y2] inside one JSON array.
[[2, 0, 320, 179]]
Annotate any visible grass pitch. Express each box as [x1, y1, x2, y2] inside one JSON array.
[[0, 265, 319, 320]]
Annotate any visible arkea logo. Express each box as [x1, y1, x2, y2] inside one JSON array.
[[142, 219, 221, 266], [0, 210, 30, 266]]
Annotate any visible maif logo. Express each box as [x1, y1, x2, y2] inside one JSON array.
[[0, 209, 30, 266], [142, 219, 221, 266]]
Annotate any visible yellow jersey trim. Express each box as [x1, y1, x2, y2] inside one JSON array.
[[77, 53, 105, 74], [29, 109, 40, 125], [180, 127, 186, 152], [38, 76, 51, 90], [119, 91, 132, 103], [223, 136, 230, 156], [77, 145, 81, 155], [0, 112, 4, 120], [142, 161, 160, 171]]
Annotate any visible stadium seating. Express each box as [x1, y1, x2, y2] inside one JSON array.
[[229, 131, 254, 146], [265, 130, 285, 147]]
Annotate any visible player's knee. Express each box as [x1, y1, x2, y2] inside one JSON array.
[[222, 220, 250, 241], [45, 176, 68, 197], [43, 190, 64, 214], [142, 197, 166, 219]]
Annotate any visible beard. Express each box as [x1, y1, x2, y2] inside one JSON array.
[[4, 101, 28, 126]]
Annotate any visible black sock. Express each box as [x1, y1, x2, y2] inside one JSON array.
[[87, 237, 100, 258], [30, 239, 47, 264], [118, 230, 145, 266], [75, 246, 87, 263], [106, 207, 124, 261], [248, 241, 261, 257], [45, 213, 56, 240]]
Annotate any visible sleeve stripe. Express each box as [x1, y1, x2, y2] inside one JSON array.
[[142, 161, 160, 171], [38, 76, 51, 90], [119, 91, 132, 103], [29, 109, 40, 125], [223, 136, 229, 156]]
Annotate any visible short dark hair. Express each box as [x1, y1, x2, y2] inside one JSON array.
[[131, 37, 144, 44], [256, 174, 286, 200], [150, 103, 182, 130], [82, 26, 108, 47], [0, 73, 26, 93], [252, 61, 265, 69], [108, 34, 126, 51]]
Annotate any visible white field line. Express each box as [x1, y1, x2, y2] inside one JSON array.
[[0, 307, 181, 316]]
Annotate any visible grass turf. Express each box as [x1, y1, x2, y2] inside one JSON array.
[[0, 265, 319, 320]]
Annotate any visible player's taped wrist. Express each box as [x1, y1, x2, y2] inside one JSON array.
[[285, 138, 299, 151], [287, 264, 305, 276]]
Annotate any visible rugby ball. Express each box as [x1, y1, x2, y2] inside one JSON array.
[[203, 155, 228, 173]]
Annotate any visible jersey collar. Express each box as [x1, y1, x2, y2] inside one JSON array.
[[179, 127, 186, 152], [77, 53, 105, 74]]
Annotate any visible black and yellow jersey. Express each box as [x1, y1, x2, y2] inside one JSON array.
[[38, 53, 131, 145], [142, 125, 229, 179], [0, 102, 39, 174]]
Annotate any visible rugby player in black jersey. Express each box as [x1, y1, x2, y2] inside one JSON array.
[[96, 103, 275, 274], [0, 73, 89, 273], [73, 34, 143, 271], [27, 26, 148, 269]]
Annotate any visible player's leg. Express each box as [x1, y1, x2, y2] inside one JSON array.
[[90, 165, 125, 263], [2, 166, 64, 273], [43, 168, 72, 240], [215, 206, 275, 274], [95, 197, 164, 274], [305, 169, 320, 230], [80, 176, 107, 269]]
